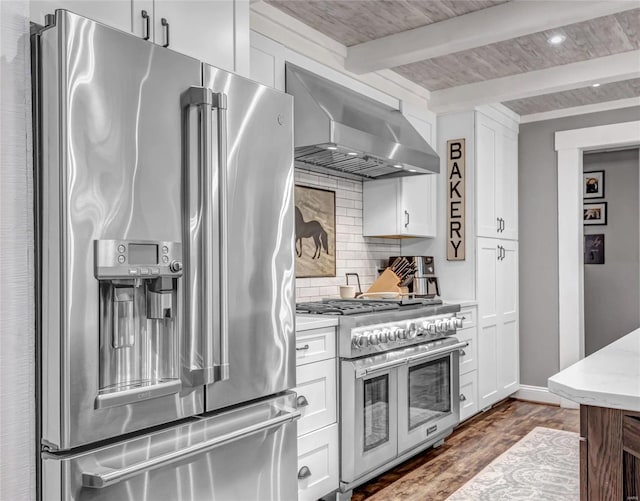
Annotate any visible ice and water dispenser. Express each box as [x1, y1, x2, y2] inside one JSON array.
[[94, 239, 183, 408]]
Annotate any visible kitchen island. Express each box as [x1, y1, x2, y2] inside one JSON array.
[[548, 328, 640, 500]]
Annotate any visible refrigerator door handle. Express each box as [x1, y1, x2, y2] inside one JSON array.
[[181, 87, 229, 385], [214, 92, 230, 382], [81, 406, 302, 489]]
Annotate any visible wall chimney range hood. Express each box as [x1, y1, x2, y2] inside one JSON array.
[[285, 63, 439, 180]]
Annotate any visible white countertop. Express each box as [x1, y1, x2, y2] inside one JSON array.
[[295, 315, 339, 332], [548, 328, 640, 411]]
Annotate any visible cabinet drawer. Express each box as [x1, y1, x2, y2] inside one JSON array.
[[458, 327, 477, 375], [296, 327, 336, 366], [295, 359, 337, 436], [457, 306, 477, 330], [459, 371, 478, 422], [298, 424, 339, 501]]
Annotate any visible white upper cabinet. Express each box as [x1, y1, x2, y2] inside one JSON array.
[[152, 0, 241, 73], [363, 175, 437, 238], [363, 102, 437, 238], [31, 0, 249, 75], [30, 0, 134, 33], [476, 112, 518, 240]]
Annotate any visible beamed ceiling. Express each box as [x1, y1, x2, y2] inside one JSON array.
[[262, 0, 640, 116]]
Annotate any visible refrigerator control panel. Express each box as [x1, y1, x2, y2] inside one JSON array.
[[94, 239, 182, 279]]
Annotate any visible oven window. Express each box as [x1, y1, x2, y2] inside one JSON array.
[[363, 374, 390, 452], [408, 357, 451, 430]]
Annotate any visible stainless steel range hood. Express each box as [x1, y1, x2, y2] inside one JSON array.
[[285, 63, 439, 180]]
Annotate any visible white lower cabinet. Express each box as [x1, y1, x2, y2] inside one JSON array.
[[296, 358, 337, 436], [477, 238, 519, 409], [294, 322, 339, 500], [297, 424, 339, 501], [456, 305, 479, 423], [459, 372, 478, 422]]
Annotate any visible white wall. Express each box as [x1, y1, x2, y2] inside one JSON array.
[[0, 1, 36, 499], [295, 168, 400, 301]]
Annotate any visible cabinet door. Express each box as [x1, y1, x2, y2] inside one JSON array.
[[400, 175, 436, 237], [477, 238, 499, 408], [153, 0, 235, 71], [476, 113, 500, 238], [363, 178, 400, 237], [500, 129, 519, 240], [250, 31, 286, 90], [497, 240, 519, 396], [30, 0, 133, 32]]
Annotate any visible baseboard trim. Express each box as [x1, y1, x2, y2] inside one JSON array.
[[514, 385, 562, 406]]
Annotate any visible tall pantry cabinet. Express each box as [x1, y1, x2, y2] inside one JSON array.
[[438, 108, 519, 410]]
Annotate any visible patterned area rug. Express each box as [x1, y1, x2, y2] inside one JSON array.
[[446, 427, 579, 501]]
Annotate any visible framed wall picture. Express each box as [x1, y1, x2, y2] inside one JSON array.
[[584, 234, 605, 264], [583, 202, 607, 225], [583, 171, 605, 199], [294, 185, 336, 277]]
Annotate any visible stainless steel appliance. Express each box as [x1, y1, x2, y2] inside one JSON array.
[[296, 299, 466, 499], [34, 10, 297, 500], [389, 256, 437, 296], [285, 63, 440, 180]]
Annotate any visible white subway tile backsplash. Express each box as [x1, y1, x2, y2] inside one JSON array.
[[294, 168, 400, 302]]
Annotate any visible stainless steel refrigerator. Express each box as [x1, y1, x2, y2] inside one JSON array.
[[33, 10, 298, 500]]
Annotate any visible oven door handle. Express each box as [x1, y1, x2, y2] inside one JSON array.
[[406, 341, 469, 364], [355, 359, 407, 378]]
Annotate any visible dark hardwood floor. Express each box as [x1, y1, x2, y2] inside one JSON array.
[[351, 398, 580, 501]]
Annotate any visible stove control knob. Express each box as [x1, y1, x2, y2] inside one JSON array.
[[368, 332, 380, 345], [396, 328, 407, 340], [387, 329, 398, 342], [357, 335, 369, 348], [436, 320, 448, 333], [407, 323, 418, 339], [453, 317, 464, 329], [425, 322, 437, 335], [378, 329, 389, 343]]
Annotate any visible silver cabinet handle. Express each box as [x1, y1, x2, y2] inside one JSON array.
[[296, 395, 309, 407], [296, 344, 310, 351], [497, 217, 501, 232], [404, 210, 410, 228], [82, 407, 301, 488], [500, 218, 505, 232], [141, 10, 150, 40], [497, 245, 502, 260], [181, 88, 229, 385], [298, 466, 312, 480], [161, 18, 170, 47], [501, 246, 506, 260], [460, 394, 467, 402]]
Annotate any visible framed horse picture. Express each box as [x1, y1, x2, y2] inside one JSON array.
[[294, 185, 336, 278]]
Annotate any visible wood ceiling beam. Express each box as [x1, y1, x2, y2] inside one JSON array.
[[428, 50, 640, 113], [345, 1, 639, 74]]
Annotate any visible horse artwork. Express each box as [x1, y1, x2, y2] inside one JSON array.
[[295, 207, 329, 259], [294, 185, 336, 277]]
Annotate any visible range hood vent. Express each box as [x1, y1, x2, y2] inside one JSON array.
[[285, 63, 439, 180]]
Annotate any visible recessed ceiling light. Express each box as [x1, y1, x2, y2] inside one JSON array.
[[326, 145, 338, 151], [393, 164, 402, 168], [408, 169, 417, 173], [592, 83, 601, 88], [548, 34, 566, 45], [347, 152, 358, 156]]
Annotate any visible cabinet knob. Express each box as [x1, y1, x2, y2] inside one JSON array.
[[298, 466, 312, 480], [296, 395, 309, 408], [460, 394, 467, 402]]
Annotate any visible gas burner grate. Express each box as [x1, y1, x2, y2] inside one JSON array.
[[296, 301, 376, 315]]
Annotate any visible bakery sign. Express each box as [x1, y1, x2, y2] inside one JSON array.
[[446, 139, 465, 261]]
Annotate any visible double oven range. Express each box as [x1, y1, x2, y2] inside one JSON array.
[[296, 298, 466, 497]]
